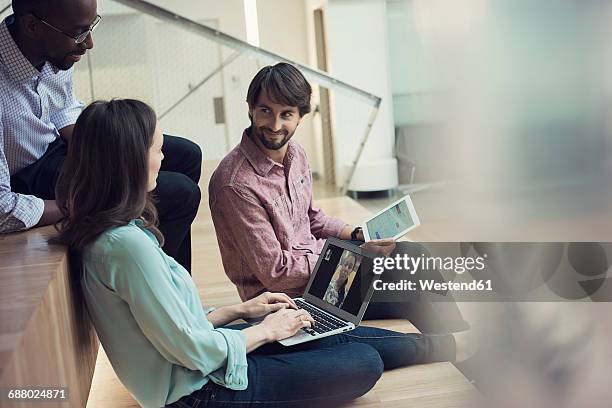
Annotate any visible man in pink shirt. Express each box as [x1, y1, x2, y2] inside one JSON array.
[[209, 63, 469, 334], [209, 63, 376, 301]]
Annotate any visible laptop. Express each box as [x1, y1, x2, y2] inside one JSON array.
[[279, 237, 378, 346]]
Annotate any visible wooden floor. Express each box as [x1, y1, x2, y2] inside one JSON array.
[[87, 170, 479, 407]]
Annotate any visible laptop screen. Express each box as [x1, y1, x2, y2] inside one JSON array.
[[304, 239, 375, 319]]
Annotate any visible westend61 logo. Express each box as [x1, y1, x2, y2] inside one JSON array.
[[367, 242, 612, 302]]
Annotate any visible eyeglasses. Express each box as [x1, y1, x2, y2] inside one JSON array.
[[34, 14, 101, 45]]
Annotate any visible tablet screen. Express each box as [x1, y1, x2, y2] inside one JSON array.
[[365, 199, 416, 240]]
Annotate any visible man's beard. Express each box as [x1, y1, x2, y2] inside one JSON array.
[[253, 126, 294, 150], [47, 56, 74, 70], [46, 52, 83, 71]]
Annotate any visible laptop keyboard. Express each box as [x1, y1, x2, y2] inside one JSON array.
[[295, 299, 349, 336]]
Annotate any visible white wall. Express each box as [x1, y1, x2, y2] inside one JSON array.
[[257, 0, 308, 64], [326, 0, 396, 187], [386, 0, 440, 126]]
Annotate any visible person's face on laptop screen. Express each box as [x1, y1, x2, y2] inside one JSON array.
[[308, 244, 373, 316]]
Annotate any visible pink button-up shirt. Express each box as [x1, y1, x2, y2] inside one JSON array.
[[209, 130, 346, 300]]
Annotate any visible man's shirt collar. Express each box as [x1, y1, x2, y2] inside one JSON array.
[[0, 15, 58, 82]]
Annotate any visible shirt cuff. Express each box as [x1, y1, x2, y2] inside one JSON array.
[[321, 217, 347, 238], [0, 195, 44, 233], [208, 328, 248, 390], [16, 195, 44, 229]]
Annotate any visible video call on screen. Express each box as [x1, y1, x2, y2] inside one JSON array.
[[308, 244, 374, 316]]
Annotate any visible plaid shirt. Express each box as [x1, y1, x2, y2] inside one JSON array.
[[0, 16, 83, 233], [209, 130, 347, 300]]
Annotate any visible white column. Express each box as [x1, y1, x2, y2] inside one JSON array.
[[327, 0, 398, 192]]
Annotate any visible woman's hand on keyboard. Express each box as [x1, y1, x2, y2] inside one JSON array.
[[239, 291, 298, 319], [260, 308, 316, 341]]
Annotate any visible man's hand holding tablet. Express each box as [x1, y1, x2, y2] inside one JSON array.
[[362, 195, 420, 242]]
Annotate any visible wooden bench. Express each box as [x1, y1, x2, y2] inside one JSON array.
[[0, 226, 99, 408], [87, 195, 478, 407]]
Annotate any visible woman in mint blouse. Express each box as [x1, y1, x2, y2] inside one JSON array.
[[55, 99, 469, 408]]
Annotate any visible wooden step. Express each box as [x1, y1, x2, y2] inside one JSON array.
[[0, 226, 99, 408]]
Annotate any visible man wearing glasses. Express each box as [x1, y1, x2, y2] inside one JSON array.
[[0, 0, 202, 273]]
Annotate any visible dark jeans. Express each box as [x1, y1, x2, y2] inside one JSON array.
[[10, 135, 202, 272], [167, 324, 455, 408], [155, 135, 202, 272]]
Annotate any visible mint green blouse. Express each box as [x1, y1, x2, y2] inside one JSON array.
[[82, 220, 247, 407]]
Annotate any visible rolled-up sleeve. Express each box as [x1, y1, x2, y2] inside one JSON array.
[[0, 108, 44, 233], [108, 235, 248, 389], [50, 69, 84, 131], [207, 327, 248, 388]]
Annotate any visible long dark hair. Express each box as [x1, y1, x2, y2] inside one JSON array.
[[55, 99, 164, 252]]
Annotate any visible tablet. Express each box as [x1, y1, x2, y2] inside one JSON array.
[[362, 195, 420, 241]]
